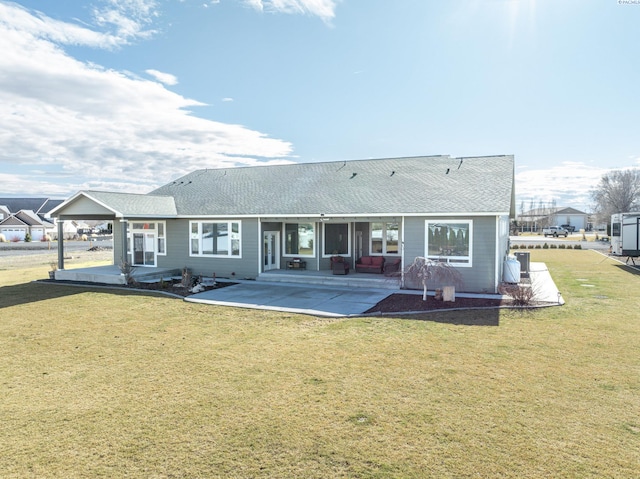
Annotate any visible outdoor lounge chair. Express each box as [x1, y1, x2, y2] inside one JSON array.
[[330, 256, 350, 275]]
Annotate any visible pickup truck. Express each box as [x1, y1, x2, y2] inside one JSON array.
[[542, 226, 569, 237]]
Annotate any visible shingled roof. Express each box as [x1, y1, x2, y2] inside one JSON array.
[[0, 198, 63, 215], [52, 191, 177, 218], [149, 155, 515, 217]]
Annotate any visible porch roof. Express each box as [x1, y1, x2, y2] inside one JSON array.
[[51, 191, 177, 219]]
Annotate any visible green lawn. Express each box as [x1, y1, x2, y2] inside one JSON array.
[[1, 250, 639, 478]]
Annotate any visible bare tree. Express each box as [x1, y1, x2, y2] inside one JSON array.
[[591, 169, 640, 220], [404, 257, 463, 301]]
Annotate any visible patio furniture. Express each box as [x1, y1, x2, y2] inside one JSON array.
[[383, 258, 402, 276], [286, 260, 306, 269], [331, 256, 350, 275], [355, 256, 385, 274]]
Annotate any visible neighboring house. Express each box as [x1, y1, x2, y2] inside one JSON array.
[[51, 155, 516, 293], [0, 209, 55, 241], [0, 205, 10, 221], [0, 197, 64, 240], [0, 197, 63, 220], [518, 206, 588, 233]]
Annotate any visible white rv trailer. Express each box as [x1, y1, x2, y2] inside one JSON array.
[[611, 212, 640, 258]]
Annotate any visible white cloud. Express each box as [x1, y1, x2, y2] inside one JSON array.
[[0, 2, 124, 49], [515, 162, 606, 212], [243, 0, 339, 22], [145, 69, 178, 85], [0, 1, 293, 197], [222, 97, 234, 102], [91, 0, 159, 42]]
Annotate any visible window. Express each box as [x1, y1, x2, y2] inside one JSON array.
[[323, 223, 349, 256], [370, 222, 400, 255], [157, 222, 165, 255], [284, 223, 314, 256], [612, 222, 621, 237], [128, 221, 166, 256], [425, 221, 472, 266], [190, 221, 241, 257]]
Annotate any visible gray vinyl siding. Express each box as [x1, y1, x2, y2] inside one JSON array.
[[157, 218, 260, 279], [469, 216, 499, 293], [403, 216, 498, 294]]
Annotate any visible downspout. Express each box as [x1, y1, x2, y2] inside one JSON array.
[[57, 219, 64, 271]]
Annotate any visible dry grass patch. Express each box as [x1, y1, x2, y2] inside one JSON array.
[[0, 250, 639, 477]]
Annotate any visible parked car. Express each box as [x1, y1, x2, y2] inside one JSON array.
[[543, 226, 569, 237], [560, 224, 576, 233]]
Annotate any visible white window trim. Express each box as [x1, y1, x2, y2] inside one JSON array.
[[127, 221, 167, 257], [189, 220, 242, 258], [282, 222, 316, 258], [425, 220, 473, 268], [369, 221, 401, 256], [322, 222, 351, 258], [157, 221, 166, 256]]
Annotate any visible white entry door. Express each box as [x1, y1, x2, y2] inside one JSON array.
[[263, 231, 280, 271], [133, 232, 156, 266]]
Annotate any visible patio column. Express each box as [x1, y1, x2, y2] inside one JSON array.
[[57, 220, 65, 270], [400, 217, 405, 289], [120, 219, 128, 265]]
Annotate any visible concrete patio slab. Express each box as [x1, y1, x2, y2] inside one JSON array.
[[185, 261, 564, 317], [186, 281, 394, 317]]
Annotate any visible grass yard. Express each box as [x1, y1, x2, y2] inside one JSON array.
[[0, 250, 639, 478]]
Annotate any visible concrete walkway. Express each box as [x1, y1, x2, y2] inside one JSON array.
[[186, 262, 563, 317]]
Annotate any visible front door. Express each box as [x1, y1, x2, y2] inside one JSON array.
[[133, 232, 156, 266], [263, 231, 280, 271]]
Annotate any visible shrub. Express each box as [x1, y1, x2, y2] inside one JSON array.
[[499, 282, 535, 306], [511, 244, 519, 249], [534, 244, 542, 249], [574, 244, 582, 250], [24, 233, 31, 243], [558, 244, 566, 249], [550, 244, 557, 249], [542, 243, 549, 249]]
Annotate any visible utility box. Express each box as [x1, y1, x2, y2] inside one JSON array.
[[514, 251, 530, 278]]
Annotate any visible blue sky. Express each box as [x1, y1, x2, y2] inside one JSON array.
[[0, 0, 639, 212]]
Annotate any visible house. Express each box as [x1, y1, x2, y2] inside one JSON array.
[[50, 155, 516, 293], [518, 206, 588, 233], [0, 197, 63, 240], [0, 209, 56, 241]]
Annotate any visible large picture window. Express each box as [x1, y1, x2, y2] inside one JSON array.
[[285, 223, 314, 256], [323, 223, 349, 256], [425, 221, 472, 266], [190, 221, 241, 257], [371, 222, 400, 255]]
